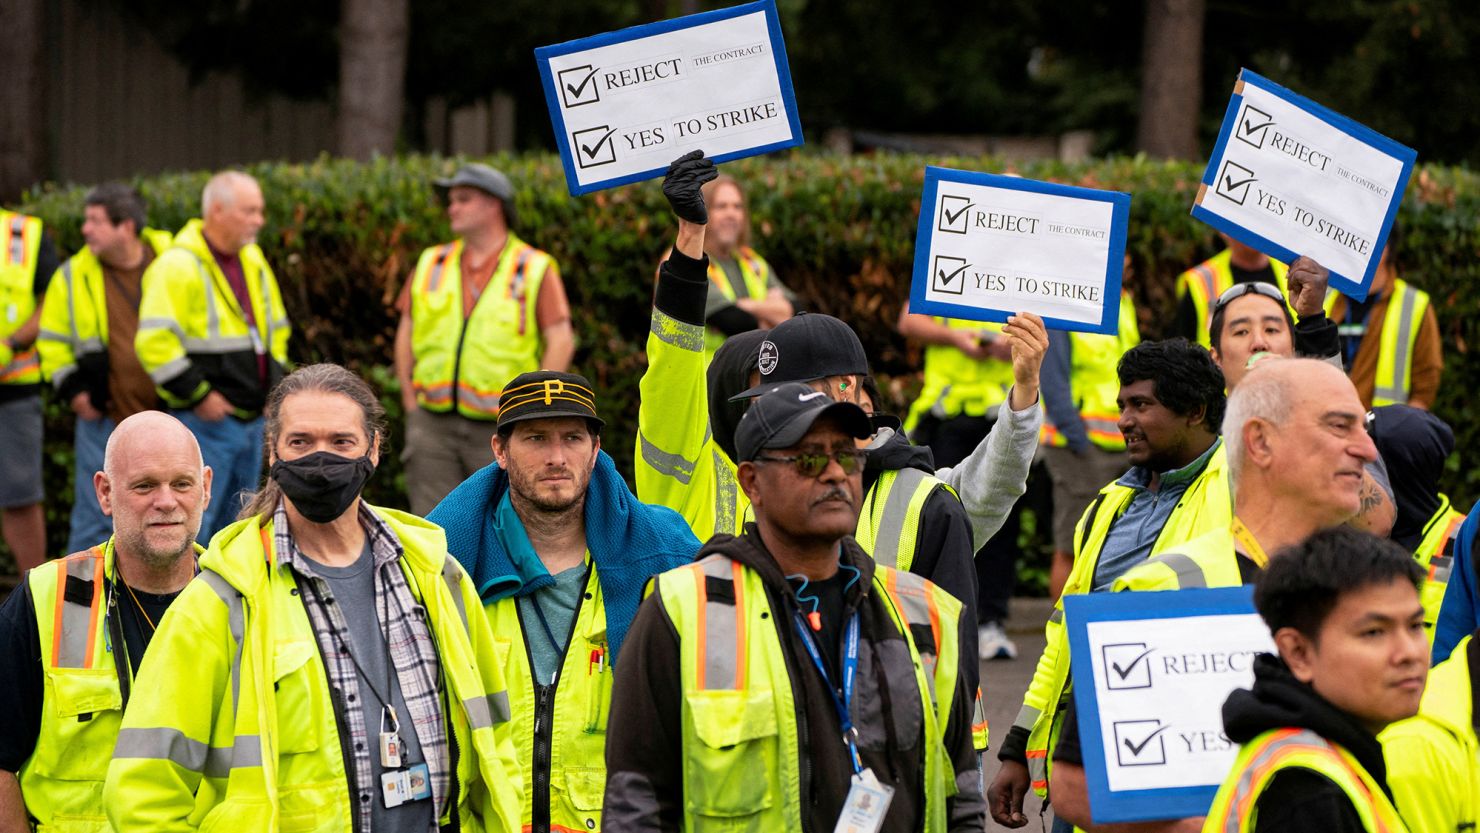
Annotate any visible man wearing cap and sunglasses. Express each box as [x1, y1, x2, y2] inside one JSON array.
[[395, 163, 576, 515], [427, 370, 699, 833], [606, 382, 985, 832]]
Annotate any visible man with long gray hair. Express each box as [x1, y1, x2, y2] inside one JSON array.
[[135, 170, 290, 538]]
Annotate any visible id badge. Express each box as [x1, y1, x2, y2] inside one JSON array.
[[379, 732, 403, 769], [833, 768, 894, 833], [381, 769, 410, 808], [406, 762, 432, 801]]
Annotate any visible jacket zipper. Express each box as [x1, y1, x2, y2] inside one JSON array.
[[518, 568, 591, 833]]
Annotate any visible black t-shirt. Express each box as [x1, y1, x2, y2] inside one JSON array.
[[787, 568, 853, 683], [1174, 261, 1278, 343], [0, 577, 178, 772]]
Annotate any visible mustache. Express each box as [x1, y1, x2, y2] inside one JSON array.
[[811, 486, 853, 507]]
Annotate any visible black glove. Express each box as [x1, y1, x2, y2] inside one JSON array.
[[662, 150, 718, 224]]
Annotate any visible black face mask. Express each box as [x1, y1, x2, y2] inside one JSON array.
[[270, 451, 376, 524]]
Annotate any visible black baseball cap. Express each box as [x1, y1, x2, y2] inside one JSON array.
[[496, 371, 605, 432], [735, 382, 872, 462], [730, 312, 870, 401]]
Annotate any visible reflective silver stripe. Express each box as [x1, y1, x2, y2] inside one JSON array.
[[148, 356, 192, 384], [50, 363, 78, 387], [61, 260, 78, 342], [140, 317, 187, 338], [1012, 703, 1042, 732], [1144, 552, 1208, 588], [442, 557, 470, 635], [9, 216, 26, 262], [698, 556, 741, 690], [56, 555, 102, 668], [456, 385, 501, 414], [198, 570, 245, 719], [191, 256, 222, 340], [258, 270, 274, 356], [713, 452, 737, 536], [464, 691, 512, 729], [426, 244, 455, 293], [1376, 286, 1419, 404], [182, 335, 254, 353], [649, 308, 704, 352], [1220, 730, 1330, 833], [869, 468, 929, 570], [639, 431, 701, 484], [114, 727, 262, 776], [886, 571, 939, 703], [1048, 608, 1063, 625]]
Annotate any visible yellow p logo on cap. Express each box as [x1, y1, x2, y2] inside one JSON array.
[[542, 379, 566, 404]]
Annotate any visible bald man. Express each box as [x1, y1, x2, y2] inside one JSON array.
[[136, 170, 289, 538], [0, 411, 210, 832]]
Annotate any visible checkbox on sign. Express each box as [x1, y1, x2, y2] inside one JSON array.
[[932, 255, 969, 295], [1236, 105, 1274, 150], [559, 65, 601, 108], [1215, 160, 1257, 206], [937, 194, 973, 234], [1102, 642, 1154, 690], [572, 126, 618, 168], [1114, 719, 1169, 767]]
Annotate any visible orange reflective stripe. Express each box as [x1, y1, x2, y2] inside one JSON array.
[[1026, 748, 1049, 790], [731, 559, 748, 690], [424, 243, 458, 295], [692, 564, 709, 691]]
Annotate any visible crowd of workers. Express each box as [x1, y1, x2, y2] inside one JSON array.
[[0, 145, 1470, 833]]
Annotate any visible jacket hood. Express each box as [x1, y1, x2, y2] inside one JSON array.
[[1369, 404, 1455, 547], [698, 524, 876, 604], [863, 426, 935, 476], [708, 329, 769, 465], [201, 503, 450, 596], [1223, 653, 1390, 788]]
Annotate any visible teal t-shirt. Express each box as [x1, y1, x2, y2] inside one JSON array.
[[518, 564, 588, 685]]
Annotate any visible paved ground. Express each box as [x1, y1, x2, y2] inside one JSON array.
[[981, 596, 1057, 831]]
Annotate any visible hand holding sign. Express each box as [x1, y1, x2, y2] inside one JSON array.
[[662, 150, 717, 224], [1003, 312, 1049, 409], [1285, 256, 1331, 319]]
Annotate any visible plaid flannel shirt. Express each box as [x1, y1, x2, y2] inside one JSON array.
[[275, 501, 449, 832]]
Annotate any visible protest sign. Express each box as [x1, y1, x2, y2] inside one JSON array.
[[909, 166, 1130, 334], [1193, 69, 1416, 299], [535, 0, 802, 195], [1064, 587, 1275, 823]]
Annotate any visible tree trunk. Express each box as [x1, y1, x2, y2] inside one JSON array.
[[337, 0, 410, 160], [1136, 0, 1206, 159], [0, 0, 47, 201]]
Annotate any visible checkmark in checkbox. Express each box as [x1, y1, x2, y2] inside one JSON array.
[[1236, 105, 1274, 150], [932, 255, 969, 295], [1113, 719, 1169, 767], [937, 194, 973, 234], [572, 125, 618, 169], [1102, 642, 1154, 690], [1215, 160, 1257, 206], [559, 65, 601, 108]]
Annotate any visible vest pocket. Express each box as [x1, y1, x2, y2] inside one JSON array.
[[47, 666, 122, 719], [563, 765, 606, 812], [683, 689, 779, 819], [273, 640, 322, 754], [31, 667, 121, 779]]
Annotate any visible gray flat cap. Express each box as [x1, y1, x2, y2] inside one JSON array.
[[434, 163, 517, 225]]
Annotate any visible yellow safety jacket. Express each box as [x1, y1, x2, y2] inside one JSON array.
[[1176, 249, 1289, 349], [408, 235, 554, 419], [704, 246, 772, 353], [655, 553, 963, 832], [37, 229, 174, 395], [135, 219, 290, 415], [1414, 495, 1465, 641], [903, 319, 1013, 433], [1040, 293, 1141, 451], [20, 540, 131, 833], [1382, 635, 1480, 833], [1014, 444, 1231, 795], [486, 561, 612, 833], [103, 507, 523, 833], [1204, 727, 1409, 833], [1324, 279, 1431, 407], [1110, 527, 1245, 592], [0, 210, 45, 385]]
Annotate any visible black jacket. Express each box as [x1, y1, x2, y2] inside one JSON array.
[[603, 528, 985, 833], [1220, 653, 1389, 833]]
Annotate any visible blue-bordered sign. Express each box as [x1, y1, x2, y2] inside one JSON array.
[[535, 0, 803, 196], [1192, 69, 1416, 300], [1064, 586, 1273, 823], [909, 166, 1131, 334]]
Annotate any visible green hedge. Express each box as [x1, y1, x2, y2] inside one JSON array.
[[12, 152, 1479, 570]]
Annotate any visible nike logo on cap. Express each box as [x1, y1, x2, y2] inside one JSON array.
[[797, 391, 827, 402]]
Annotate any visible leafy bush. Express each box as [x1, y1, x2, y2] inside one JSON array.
[[11, 152, 1478, 578]]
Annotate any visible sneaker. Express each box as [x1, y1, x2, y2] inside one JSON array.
[[978, 621, 1018, 661]]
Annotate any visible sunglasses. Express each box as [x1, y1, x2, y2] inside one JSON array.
[[752, 449, 869, 478], [1212, 281, 1286, 315]]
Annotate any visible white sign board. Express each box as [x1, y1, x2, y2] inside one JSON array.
[[535, 0, 802, 195], [1192, 69, 1416, 300], [909, 166, 1130, 335], [1064, 587, 1276, 823]]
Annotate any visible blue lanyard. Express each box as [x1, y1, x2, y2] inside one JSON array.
[[794, 611, 864, 774]]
